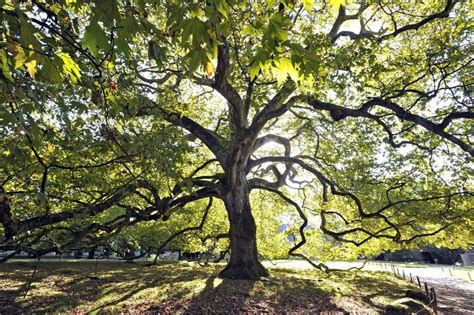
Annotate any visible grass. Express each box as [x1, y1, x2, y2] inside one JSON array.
[[0, 260, 420, 313]]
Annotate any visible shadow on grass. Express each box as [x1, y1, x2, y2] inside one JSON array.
[[327, 271, 418, 312], [145, 273, 347, 313], [1, 261, 210, 312], [0, 261, 418, 313], [0, 289, 23, 314]]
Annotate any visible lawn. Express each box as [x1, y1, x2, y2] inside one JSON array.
[[0, 260, 420, 313]]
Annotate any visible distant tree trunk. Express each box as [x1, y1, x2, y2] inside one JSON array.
[[219, 170, 268, 280], [88, 247, 96, 259]]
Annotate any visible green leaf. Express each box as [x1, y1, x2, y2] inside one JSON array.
[[19, 16, 42, 52], [82, 21, 109, 57], [8, 144, 24, 158], [249, 50, 270, 80], [249, 62, 260, 80], [215, 0, 230, 19], [34, 192, 49, 207], [267, 14, 291, 42], [182, 17, 208, 47], [92, 0, 119, 25], [41, 62, 62, 83], [189, 49, 203, 72], [0, 49, 13, 82], [266, 0, 278, 10]]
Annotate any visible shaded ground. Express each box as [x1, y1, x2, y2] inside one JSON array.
[[263, 260, 474, 314], [0, 260, 419, 313]]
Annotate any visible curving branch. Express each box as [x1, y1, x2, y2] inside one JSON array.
[[150, 197, 213, 265], [378, 0, 460, 42], [135, 100, 226, 162], [302, 96, 473, 156], [249, 155, 470, 246], [254, 185, 330, 272], [0, 172, 219, 245], [1, 181, 144, 240], [255, 185, 371, 272], [213, 37, 247, 129], [249, 133, 298, 189], [250, 83, 297, 134], [332, 0, 461, 42], [329, 2, 370, 42], [0, 180, 220, 261], [253, 134, 291, 156]]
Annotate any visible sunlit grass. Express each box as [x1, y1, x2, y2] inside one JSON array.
[[0, 260, 419, 313]]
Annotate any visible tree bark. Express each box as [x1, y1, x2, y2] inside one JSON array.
[[219, 172, 268, 280], [88, 247, 96, 259]]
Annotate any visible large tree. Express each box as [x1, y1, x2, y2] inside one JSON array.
[[0, 0, 472, 279]]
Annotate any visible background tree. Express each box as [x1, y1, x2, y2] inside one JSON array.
[[0, 0, 472, 279]]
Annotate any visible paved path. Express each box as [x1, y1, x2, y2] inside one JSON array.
[[263, 260, 474, 314]]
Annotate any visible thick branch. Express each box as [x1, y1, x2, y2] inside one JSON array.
[[329, 3, 370, 42], [333, 0, 460, 42], [136, 101, 226, 162], [378, 0, 460, 41], [304, 96, 473, 156], [250, 86, 297, 134]]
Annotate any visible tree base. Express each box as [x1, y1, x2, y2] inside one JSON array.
[[218, 261, 269, 280]]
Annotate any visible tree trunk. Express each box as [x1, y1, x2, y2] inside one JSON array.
[[219, 173, 268, 280], [88, 247, 96, 259]]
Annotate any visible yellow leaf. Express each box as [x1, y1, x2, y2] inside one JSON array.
[[204, 61, 215, 77], [329, 0, 346, 9], [274, 58, 299, 84], [26, 60, 37, 78], [303, 0, 314, 12], [14, 46, 27, 69], [57, 52, 81, 83]]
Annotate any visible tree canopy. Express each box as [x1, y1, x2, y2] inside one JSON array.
[[0, 0, 472, 278]]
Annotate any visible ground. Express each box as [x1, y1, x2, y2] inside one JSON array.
[[0, 260, 421, 314]]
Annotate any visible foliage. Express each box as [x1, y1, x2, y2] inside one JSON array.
[[0, 0, 473, 271]]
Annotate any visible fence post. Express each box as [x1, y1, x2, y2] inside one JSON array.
[[410, 273, 413, 283], [416, 276, 422, 288], [402, 270, 405, 279], [449, 269, 453, 276], [424, 282, 430, 298], [469, 272, 473, 282], [430, 287, 437, 310]]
